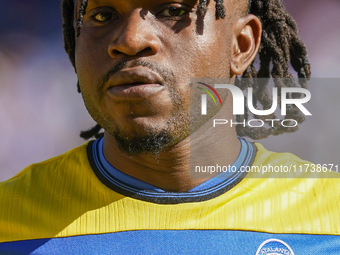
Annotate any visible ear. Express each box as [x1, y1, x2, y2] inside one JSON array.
[[230, 15, 262, 76]]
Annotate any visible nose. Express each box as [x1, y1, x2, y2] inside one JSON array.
[[108, 10, 161, 58]]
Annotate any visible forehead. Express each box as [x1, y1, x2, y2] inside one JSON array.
[[76, 0, 199, 7], [74, 0, 248, 23], [74, 0, 247, 11]]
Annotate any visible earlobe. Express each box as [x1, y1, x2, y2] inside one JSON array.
[[230, 15, 262, 76]]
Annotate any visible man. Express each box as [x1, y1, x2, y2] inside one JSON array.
[[0, 0, 339, 254]]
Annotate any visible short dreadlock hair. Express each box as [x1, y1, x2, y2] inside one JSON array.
[[61, 0, 311, 140]]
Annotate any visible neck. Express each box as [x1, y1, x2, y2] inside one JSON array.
[[103, 99, 240, 192]]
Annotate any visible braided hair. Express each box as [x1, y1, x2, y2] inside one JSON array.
[[61, 0, 311, 140]]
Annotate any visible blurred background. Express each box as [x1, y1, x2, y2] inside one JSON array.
[[0, 0, 339, 181]]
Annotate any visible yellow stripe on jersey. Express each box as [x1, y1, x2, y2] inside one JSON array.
[[0, 142, 339, 243]]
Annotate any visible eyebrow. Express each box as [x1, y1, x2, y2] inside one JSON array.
[[75, 0, 226, 36]]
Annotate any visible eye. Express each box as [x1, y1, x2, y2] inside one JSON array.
[[93, 12, 114, 22], [159, 6, 187, 17]]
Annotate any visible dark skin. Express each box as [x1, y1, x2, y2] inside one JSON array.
[[75, 0, 261, 192]]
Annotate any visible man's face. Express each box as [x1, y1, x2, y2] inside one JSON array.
[[75, 0, 237, 154]]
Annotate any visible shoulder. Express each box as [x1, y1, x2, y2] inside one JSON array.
[[252, 142, 340, 178], [0, 142, 91, 196], [254, 142, 311, 165], [236, 142, 340, 235], [0, 142, 107, 242]]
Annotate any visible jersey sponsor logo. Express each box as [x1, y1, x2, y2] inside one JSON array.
[[255, 238, 295, 255]]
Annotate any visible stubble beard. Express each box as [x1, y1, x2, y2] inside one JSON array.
[[80, 60, 191, 156], [109, 110, 190, 156], [82, 92, 190, 156]]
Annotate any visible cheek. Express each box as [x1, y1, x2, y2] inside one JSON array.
[[75, 36, 109, 89], [196, 29, 232, 77], [164, 27, 232, 80], [75, 43, 108, 119], [167, 40, 231, 80]]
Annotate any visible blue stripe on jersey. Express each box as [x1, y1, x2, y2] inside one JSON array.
[[188, 137, 252, 191], [96, 137, 252, 192], [88, 137, 256, 204], [97, 137, 165, 192], [1, 230, 339, 254]]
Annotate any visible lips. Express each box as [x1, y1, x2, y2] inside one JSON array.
[[106, 67, 165, 98]]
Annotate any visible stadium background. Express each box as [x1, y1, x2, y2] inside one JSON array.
[[0, 0, 339, 181]]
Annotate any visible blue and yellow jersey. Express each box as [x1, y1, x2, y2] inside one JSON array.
[[0, 138, 339, 254]]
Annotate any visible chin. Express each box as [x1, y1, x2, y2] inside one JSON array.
[[110, 126, 174, 156], [107, 114, 190, 155]]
